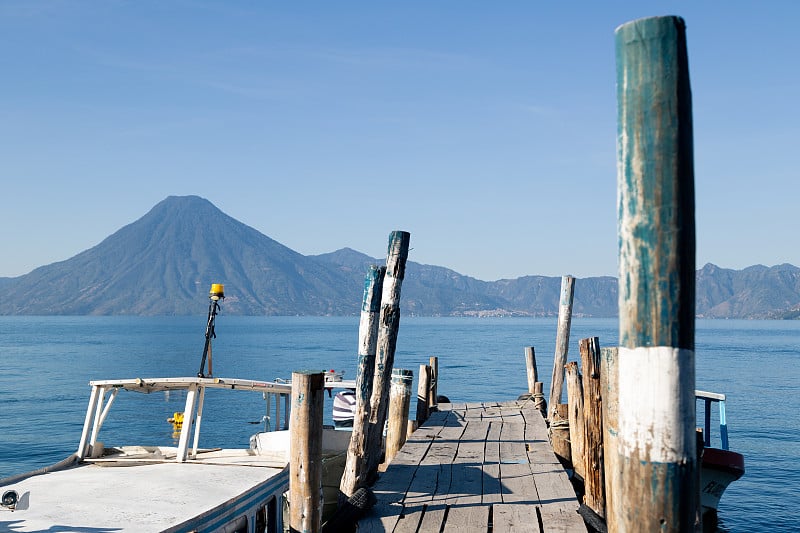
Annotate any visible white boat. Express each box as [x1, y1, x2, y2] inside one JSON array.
[[0, 374, 354, 533], [0, 283, 360, 532], [697, 390, 745, 522]]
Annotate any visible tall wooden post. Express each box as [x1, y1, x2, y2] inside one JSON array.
[[580, 337, 605, 518], [615, 15, 696, 531], [340, 265, 386, 499], [365, 231, 411, 481], [548, 275, 575, 420], [601, 347, 620, 531], [289, 371, 325, 533], [416, 364, 432, 426], [565, 362, 585, 479], [385, 368, 413, 464], [525, 346, 538, 394]]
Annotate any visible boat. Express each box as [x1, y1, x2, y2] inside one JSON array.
[[0, 284, 355, 532], [696, 390, 745, 523], [0, 374, 356, 533]]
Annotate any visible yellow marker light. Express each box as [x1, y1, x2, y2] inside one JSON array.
[[209, 283, 225, 300]]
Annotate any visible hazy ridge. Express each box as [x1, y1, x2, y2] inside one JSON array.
[[2, 196, 797, 318]]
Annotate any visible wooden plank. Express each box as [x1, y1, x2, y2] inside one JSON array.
[[398, 415, 465, 529], [441, 504, 490, 532], [483, 420, 503, 504], [493, 503, 542, 532], [530, 463, 584, 532], [359, 399, 584, 533], [360, 412, 455, 532]]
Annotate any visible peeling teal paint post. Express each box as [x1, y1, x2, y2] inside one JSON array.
[[615, 15, 697, 532], [289, 370, 324, 533], [340, 265, 386, 499], [365, 231, 411, 481]]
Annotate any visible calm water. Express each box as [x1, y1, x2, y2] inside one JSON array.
[[1, 316, 798, 531]]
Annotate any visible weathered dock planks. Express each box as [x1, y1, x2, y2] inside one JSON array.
[[358, 400, 585, 532]]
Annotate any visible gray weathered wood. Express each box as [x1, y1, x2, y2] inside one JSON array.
[[548, 275, 575, 420], [525, 346, 538, 393], [358, 401, 584, 532], [616, 15, 696, 531], [565, 361, 585, 480], [600, 346, 619, 532], [365, 230, 411, 482], [289, 371, 324, 533], [340, 265, 386, 499], [579, 337, 605, 518]]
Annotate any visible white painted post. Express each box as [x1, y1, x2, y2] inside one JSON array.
[[615, 15, 697, 531]]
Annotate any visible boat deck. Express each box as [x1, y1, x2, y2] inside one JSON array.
[[0, 447, 288, 532], [358, 400, 586, 532]]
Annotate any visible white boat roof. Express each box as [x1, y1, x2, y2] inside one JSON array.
[[88, 375, 357, 393]]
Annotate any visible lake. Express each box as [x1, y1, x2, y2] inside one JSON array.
[[1, 316, 798, 531]]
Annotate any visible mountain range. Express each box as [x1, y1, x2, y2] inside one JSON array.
[[1, 195, 798, 319]]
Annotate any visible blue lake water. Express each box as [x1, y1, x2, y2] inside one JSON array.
[[1, 316, 798, 531]]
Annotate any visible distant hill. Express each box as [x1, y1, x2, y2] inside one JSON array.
[[1, 195, 797, 318]]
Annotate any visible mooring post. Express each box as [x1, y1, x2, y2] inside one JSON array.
[[580, 337, 605, 518], [340, 265, 386, 500], [533, 381, 547, 415], [565, 361, 585, 479], [548, 275, 575, 420], [385, 368, 413, 464], [416, 364, 432, 426], [428, 356, 438, 410], [525, 346, 538, 394], [600, 346, 619, 531], [615, 15, 697, 531], [365, 230, 411, 481], [289, 371, 325, 533]]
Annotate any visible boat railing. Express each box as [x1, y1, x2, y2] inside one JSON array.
[[695, 389, 729, 450]]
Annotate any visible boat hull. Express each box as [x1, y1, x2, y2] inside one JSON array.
[[700, 447, 745, 512]]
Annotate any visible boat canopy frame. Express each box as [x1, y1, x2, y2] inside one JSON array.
[[76, 377, 294, 463]]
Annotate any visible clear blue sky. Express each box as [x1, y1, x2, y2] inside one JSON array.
[[2, 1, 798, 281]]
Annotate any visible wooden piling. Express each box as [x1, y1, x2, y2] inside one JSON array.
[[289, 371, 325, 533], [548, 275, 575, 420], [615, 15, 696, 531], [600, 347, 619, 531], [579, 337, 605, 518], [428, 356, 438, 410], [385, 368, 413, 464], [565, 362, 585, 479], [533, 381, 546, 415], [550, 403, 571, 465], [340, 265, 386, 499], [524, 346, 538, 394], [416, 364, 432, 426], [364, 231, 411, 481]]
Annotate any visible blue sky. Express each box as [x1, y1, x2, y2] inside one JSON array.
[[2, 1, 798, 280]]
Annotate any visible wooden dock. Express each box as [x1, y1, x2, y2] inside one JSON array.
[[357, 399, 586, 532]]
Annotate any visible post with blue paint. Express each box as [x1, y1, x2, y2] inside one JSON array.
[[289, 370, 325, 533], [340, 265, 386, 501], [615, 15, 697, 531], [365, 231, 411, 481]]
